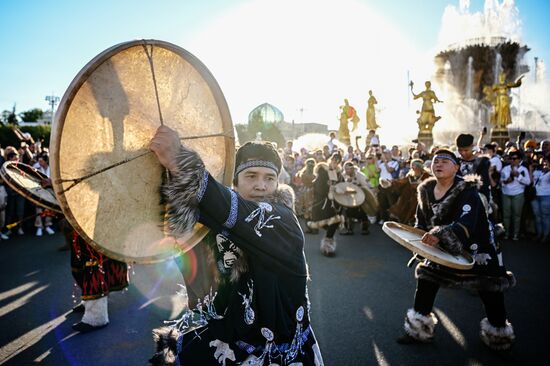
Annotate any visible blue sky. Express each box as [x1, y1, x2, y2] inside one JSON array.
[[1, 0, 549, 127]]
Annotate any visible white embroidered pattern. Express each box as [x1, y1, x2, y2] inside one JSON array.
[[209, 340, 236, 366], [245, 202, 281, 237], [239, 280, 255, 325], [473, 253, 492, 265]]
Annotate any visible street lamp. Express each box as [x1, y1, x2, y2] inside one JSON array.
[[45, 94, 60, 124]]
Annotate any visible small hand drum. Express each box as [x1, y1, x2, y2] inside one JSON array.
[[0, 161, 62, 213], [333, 182, 365, 207], [383, 221, 474, 270]]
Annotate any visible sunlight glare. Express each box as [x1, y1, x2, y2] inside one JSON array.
[[187, 0, 434, 144]]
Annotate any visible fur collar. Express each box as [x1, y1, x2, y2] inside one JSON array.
[[417, 174, 482, 227], [263, 184, 295, 211]]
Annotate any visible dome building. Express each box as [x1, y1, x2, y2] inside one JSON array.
[[248, 103, 285, 124]]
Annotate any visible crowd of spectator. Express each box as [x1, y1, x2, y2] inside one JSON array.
[[0, 129, 54, 240], [1, 127, 549, 245], [276, 130, 550, 243]]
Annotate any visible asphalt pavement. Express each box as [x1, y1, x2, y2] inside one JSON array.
[[0, 222, 547, 365]]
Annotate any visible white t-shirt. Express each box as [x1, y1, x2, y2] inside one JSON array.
[[378, 159, 399, 181], [500, 165, 530, 196]]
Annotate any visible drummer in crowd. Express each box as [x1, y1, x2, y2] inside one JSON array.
[[149, 128, 324, 365], [36, 175, 129, 332], [308, 152, 344, 256], [341, 160, 370, 235], [396, 149, 516, 351], [69, 233, 129, 333]]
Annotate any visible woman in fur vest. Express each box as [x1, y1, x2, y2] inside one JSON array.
[[307, 153, 344, 256], [397, 149, 516, 351]]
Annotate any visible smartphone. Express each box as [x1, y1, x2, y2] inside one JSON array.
[[483, 127, 487, 134]]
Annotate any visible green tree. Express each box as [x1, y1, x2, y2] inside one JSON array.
[[19, 108, 44, 122]]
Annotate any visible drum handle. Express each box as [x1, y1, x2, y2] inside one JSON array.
[[407, 253, 420, 267]]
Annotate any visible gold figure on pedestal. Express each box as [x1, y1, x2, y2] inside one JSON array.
[[410, 80, 442, 133], [482, 85, 497, 126], [491, 73, 524, 129], [338, 107, 351, 144], [366, 90, 380, 130], [340, 99, 360, 133]]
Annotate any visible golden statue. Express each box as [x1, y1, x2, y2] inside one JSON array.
[[340, 99, 360, 132], [366, 90, 380, 130], [491, 73, 524, 129], [410, 80, 442, 133], [482, 85, 497, 126], [338, 107, 351, 143]]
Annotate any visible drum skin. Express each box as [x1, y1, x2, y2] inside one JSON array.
[[383, 221, 474, 270], [333, 182, 365, 207], [51, 40, 235, 264]]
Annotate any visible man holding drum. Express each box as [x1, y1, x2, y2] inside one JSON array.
[[149, 126, 323, 365], [341, 160, 370, 235], [397, 149, 516, 351]]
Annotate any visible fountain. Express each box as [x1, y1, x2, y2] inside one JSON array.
[[430, 0, 549, 147], [466, 56, 473, 99]]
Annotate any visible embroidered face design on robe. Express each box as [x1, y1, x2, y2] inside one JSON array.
[[216, 234, 238, 272]]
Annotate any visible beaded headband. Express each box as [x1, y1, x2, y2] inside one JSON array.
[[433, 153, 458, 165], [234, 160, 279, 178]]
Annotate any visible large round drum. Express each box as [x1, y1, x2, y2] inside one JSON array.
[[0, 161, 62, 213], [333, 182, 365, 208], [51, 40, 235, 264], [382, 221, 474, 270]]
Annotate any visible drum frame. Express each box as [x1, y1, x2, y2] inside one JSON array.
[[383, 221, 474, 270], [0, 161, 62, 213]]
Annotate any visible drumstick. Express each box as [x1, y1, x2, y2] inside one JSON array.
[[6, 210, 55, 230]]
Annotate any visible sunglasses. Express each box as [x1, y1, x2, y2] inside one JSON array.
[[511, 157, 520, 160]]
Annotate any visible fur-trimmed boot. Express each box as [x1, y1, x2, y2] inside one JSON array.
[[397, 308, 438, 344], [480, 318, 515, 351], [150, 326, 181, 365], [320, 237, 336, 257]]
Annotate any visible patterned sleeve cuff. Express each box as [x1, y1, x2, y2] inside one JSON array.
[[161, 146, 206, 236]]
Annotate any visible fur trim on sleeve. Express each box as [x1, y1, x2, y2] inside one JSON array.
[[161, 146, 206, 236], [429, 225, 463, 255]]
